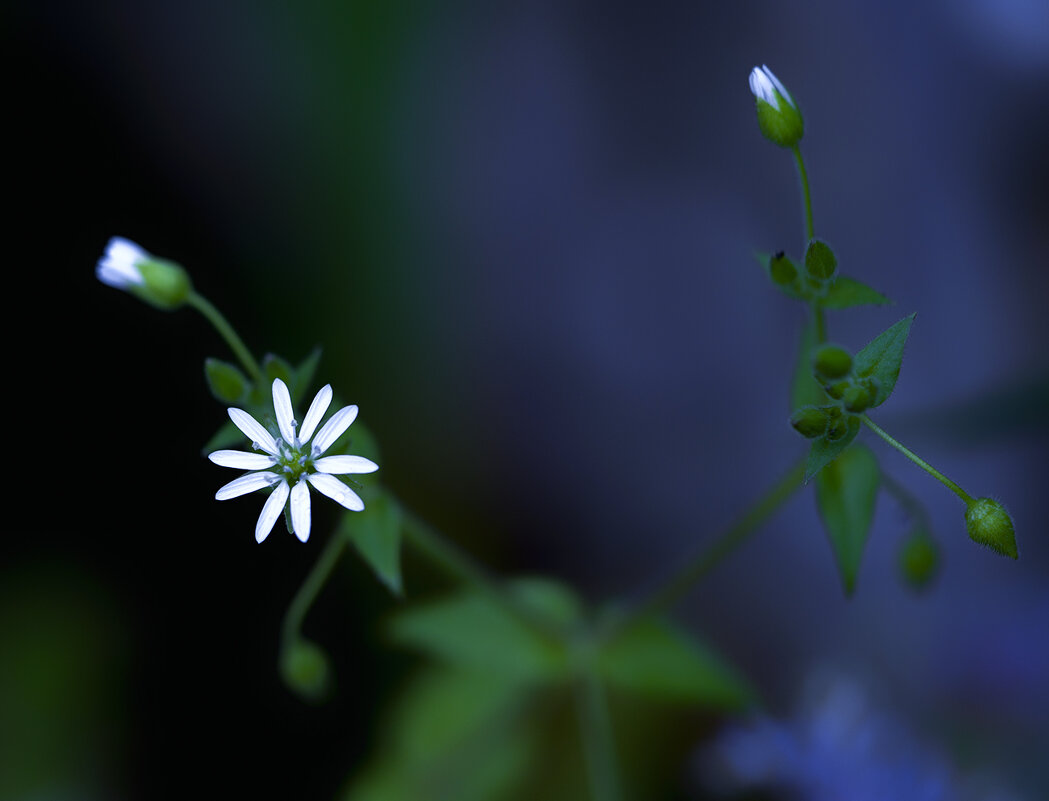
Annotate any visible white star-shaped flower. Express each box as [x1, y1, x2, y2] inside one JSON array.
[[209, 378, 379, 543]]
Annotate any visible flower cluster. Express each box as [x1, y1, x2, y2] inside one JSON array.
[[209, 378, 378, 542]]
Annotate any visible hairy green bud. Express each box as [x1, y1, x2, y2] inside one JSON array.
[[791, 405, 829, 438], [965, 498, 1018, 559], [813, 344, 853, 381], [842, 384, 872, 413], [749, 65, 804, 148], [804, 239, 838, 281]]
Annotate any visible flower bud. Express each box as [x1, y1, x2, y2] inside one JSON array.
[[965, 498, 1018, 559], [804, 239, 838, 281], [204, 358, 249, 403], [842, 384, 872, 413], [791, 405, 829, 438], [898, 530, 939, 591], [279, 638, 333, 703], [96, 236, 192, 310], [813, 344, 853, 381], [769, 251, 798, 287], [824, 380, 850, 400], [749, 65, 804, 148]]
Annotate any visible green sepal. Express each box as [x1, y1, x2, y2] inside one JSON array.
[[805, 414, 861, 482], [815, 444, 880, 594], [821, 276, 892, 309], [804, 238, 837, 280], [292, 347, 323, 399], [204, 357, 249, 404], [388, 579, 580, 683], [339, 492, 403, 597], [279, 637, 333, 704], [201, 419, 244, 455], [790, 318, 827, 412], [596, 619, 755, 710], [754, 251, 807, 300], [852, 314, 916, 408]]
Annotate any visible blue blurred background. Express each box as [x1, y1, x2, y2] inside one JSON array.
[[6, 1, 1048, 798]]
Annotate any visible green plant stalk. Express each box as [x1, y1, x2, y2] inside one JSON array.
[[187, 291, 263, 382], [399, 502, 567, 643], [576, 673, 622, 801], [792, 145, 815, 242], [281, 529, 349, 648], [619, 457, 807, 627], [862, 416, 974, 504]]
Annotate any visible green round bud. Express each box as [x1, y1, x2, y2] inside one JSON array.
[[898, 531, 939, 591], [790, 405, 829, 438], [769, 251, 797, 286], [965, 498, 1018, 559], [842, 384, 872, 413], [136, 257, 192, 309], [749, 65, 804, 148], [826, 413, 851, 441], [204, 358, 249, 403], [279, 638, 333, 703], [813, 344, 853, 381], [804, 239, 838, 281]]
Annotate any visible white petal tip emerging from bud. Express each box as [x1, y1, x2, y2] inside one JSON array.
[[96, 236, 148, 289], [749, 65, 780, 110]]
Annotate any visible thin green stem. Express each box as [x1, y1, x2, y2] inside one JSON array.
[[187, 291, 263, 382], [575, 673, 622, 801], [861, 416, 974, 505], [617, 457, 807, 628], [811, 302, 827, 344], [792, 145, 815, 242], [281, 530, 349, 647], [398, 501, 567, 643]]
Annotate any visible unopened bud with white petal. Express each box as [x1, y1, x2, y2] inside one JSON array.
[[749, 64, 804, 148], [96, 236, 192, 310]]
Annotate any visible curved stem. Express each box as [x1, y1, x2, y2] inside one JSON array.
[[861, 416, 974, 505], [187, 291, 263, 382], [398, 501, 567, 643], [615, 457, 807, 629], [792, 145, 815, 242], [281, 530, 349, 647], [576, 673, 621, 801]]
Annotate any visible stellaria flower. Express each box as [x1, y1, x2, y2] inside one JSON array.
[[209, 378, 379, 543], [748, 64, 804, 148], [95, 236, 192, 309]]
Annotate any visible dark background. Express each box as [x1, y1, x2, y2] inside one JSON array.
[[5, 1, 1049, 799]]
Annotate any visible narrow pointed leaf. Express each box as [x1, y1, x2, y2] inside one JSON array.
[[852, 314, 916, 407], [815, 444, 880, 595], [597, 620, 755, 710], [262, 353, 294, 387], [293, 346, 323, 399], [805, 415, 861, 482], [821, 276, 892, 309], [339, 493, 403, 596]]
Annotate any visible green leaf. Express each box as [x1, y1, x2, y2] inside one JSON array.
[[805, 414, 861, 481], [204, 358, 249, 403], [815, 444, 880, 594], [790, 318, 827, 412], [821, 276, 892, 309], [596, 620, 754, 710], [852, 314, 915, 407], [201, 419, 244, 455], [262, 353, 294, 387], [343, 668, 539, 801], [388, 579, 579, 683], [292, 347, 323, 399], [340, 493, 403, 597]]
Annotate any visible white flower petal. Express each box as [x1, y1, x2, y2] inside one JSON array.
[[272, 378, 297, 444], [306, 473, 364, 512], [314, 455, 379, 475], [228, 408, 278, 455], [311, 404, 358, 456], [255, 479, 290, 543], [105, 236, 149, 265], [763, 64, 794, 108], [290, 479, 312, 543], [297, 384, 332, 445], [208, 450, 277, 470], [749, 65, 779, 110], [96, 261, 143, 288], [215, 471, 280, 501]]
